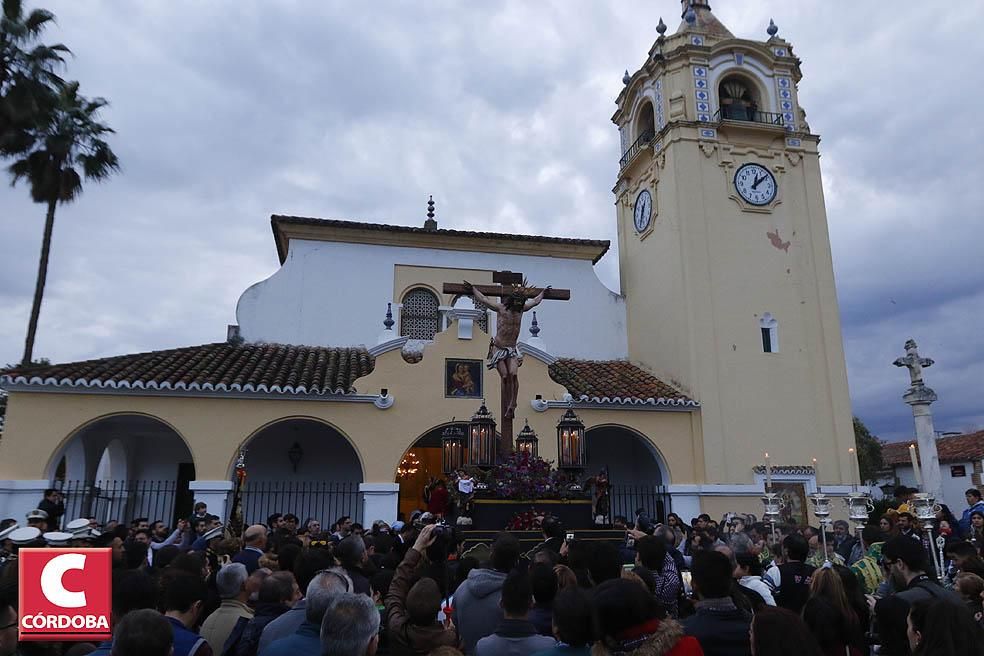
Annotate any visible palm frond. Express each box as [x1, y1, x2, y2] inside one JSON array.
[[23, 9, 54, 36]]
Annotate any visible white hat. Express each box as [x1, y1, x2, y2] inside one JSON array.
[[66, 518, 91, 535], [44, 531, 74, 547], [26, 508, 48, 521], [9, 526, 42, 545], [0, 522, 19, 541], [203, 525, 224, 541]]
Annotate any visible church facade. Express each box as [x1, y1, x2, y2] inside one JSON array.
[[0, 2, 857, 527]]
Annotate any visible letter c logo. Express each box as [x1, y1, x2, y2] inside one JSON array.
[[40, 553, 87, 608]]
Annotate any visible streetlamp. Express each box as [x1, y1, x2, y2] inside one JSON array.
[[515, 420, 539, 458], [556, 405, 586, 471], [468, 401, 497, 469], [287, 442, 304, 473], [441, 423, 467, 474]]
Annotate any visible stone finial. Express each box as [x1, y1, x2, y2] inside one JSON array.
[[767, 18, 779, 37], [622, 70, 631, 85], [383, 303, 395, 330], [657, 17, 667, 35], [424, 195, 437, 230], [530, 311, 540, 337], [684, 3, 697, 25]]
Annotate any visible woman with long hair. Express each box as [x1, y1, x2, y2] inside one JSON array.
[[879, 514, 899, 540], [969, 510, 984, 546], [750, 607, 823, 656], [802, 566, 864, 656], [907, 597, 984, 656]]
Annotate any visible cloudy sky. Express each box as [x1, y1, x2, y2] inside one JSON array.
[[1, 1, 981, 442]]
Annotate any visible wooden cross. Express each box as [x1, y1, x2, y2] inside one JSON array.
[[443, 271, 571, 460]]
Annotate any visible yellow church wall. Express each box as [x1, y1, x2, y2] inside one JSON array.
[[0, 324, 702, 487], [393, 265, 493, 308]]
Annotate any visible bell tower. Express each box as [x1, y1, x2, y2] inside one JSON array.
[[613, 2, 855, 486]]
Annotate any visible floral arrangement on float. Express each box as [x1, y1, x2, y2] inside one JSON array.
[[490, 451, 580, 501], [506, 508, 561, 531]]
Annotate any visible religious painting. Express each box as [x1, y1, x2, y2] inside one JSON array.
[[445, 359, 482, 398], [773, 481, 809, 527]]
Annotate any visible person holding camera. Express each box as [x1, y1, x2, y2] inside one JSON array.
[[384, 524, 461, 655]]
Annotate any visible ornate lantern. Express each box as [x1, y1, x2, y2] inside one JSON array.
[[556, 406, 586, 470], [441, 423, 467, 474], [515, 420, 539, 458], [468, 401, 497, 469]]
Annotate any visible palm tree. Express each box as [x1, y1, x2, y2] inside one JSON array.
[[1, 0, 69, 155], [9, 80, 119, 365]]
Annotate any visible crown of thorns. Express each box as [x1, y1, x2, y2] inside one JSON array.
[[507, 277, 537, 298]]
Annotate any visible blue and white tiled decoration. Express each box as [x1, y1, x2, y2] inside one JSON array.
[[774, 47, 787, 57], [734, 52, 744, 66], [652, 141, 663, 153], [700, 128, 717, 139], [693, 66, 711, 122], [654, 78, 665, 130], [774, 75, 796, 131], [691, 35, 704, 46], [785, 137, 802, 147]]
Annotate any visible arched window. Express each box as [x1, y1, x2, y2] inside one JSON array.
[[400, 288, 441, 340], [760, 313, 779, 353], [452, 295, 489, 333], [635, 100, 656, 141], [719, 76, 762, 122]]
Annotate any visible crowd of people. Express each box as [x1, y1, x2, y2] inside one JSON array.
[[1, 488, 984, 656]]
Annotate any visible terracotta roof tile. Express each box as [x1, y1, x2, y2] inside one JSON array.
[[882, 431, 984, 466], [547, 359, 696, 406], [2, 345, 695, 408], [0, 343, 375, 395]]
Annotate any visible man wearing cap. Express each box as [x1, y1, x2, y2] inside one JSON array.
[[37, 489, 65, 530], [25, 509, 48, 532], [8, 527, 44, 551], [0, 522, 18, 573], [43, 531, 74, 548]]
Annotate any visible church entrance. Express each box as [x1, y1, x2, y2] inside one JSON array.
[[584, 425, 670, 524], [396, 422, 467, 521]]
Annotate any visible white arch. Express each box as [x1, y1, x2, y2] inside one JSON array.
[[707, 54, 780, 116]]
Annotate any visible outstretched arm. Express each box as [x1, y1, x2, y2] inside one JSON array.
[[524, 285, 551, 311], [463, 280, 504, 313]]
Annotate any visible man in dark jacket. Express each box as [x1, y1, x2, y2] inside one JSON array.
[[229, 572, 299, 656], [232, 525, 267, 575], [37, 489, 65, 530], [385, 524, 460, 654], [337, 535, 372, 596], [453, 531, 522, 654], [259, 568, 351, 656], [527, 563, 557, 636], [775, 534, 815, 614], [475, 570, 555, 656], [682, 550, 752, 656]]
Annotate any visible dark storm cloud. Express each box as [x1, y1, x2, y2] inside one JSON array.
[[1, 1, 981, 442]]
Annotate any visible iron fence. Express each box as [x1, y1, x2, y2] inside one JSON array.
[[608, 484, 671, 525], [237, 481, 362, 526], [58, 480, 185, 528], [714, 107, 784, 126], [619, 129, 656, 169]]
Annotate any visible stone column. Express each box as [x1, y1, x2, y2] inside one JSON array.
[[894, 339, 944, 502], [360, 483, 400, 523], [188, 480, 235, 521]]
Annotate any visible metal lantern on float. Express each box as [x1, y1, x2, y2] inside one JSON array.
[[515, 420, 539, 458], [468, 401, 497, 469], [441, 423, 466, 474], [556, 405, 586, 470]]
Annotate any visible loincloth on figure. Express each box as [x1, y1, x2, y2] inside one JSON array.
[[487, 339, 523, 370]]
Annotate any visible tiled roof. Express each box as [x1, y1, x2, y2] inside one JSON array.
[[882, 431, 984, 466], [0, 343, 375, 396], [1, 345, 696, 408], [547, 359, 697, 407], [272, 215, 612, 264]]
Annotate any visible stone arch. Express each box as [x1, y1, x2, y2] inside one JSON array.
[[94, 439, 129, 482], [584, 424, 671, 522], [395, 421, 470, 520], [633, 99, 657, 142], [234, 416, 365, 482]]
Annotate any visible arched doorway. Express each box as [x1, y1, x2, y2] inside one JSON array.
[[585, 425, 670, 524], [48, 414, 196, 527], [395, 422, 468, 521], [237, 418, 363, 526]]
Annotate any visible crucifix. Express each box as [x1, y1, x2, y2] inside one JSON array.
[[893, 338, 934, 388], [892, 338, 944, 502], [443, 271, 571, 458]]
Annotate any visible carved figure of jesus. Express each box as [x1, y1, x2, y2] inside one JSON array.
[[463, 281, 549, 419]]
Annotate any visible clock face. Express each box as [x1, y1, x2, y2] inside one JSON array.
[[734, 163, 777, 206], [633, 189, 653, 233]]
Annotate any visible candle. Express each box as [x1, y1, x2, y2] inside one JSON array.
[[909, 444, 922, 488], [848, 447, 858, 491], [764, 452, 772, 491], [812, 457, 819, 486]]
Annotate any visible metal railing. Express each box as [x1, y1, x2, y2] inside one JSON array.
[[608, 484, 671, 524], [619, 129, 656, 169], [714, 107, 784, 126], [58, 480, 185, 528], [238, 481, 362, 526]]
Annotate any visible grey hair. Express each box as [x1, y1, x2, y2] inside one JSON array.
[[305, 567, 353, 624], [729, 532, 753, 555], [320, 592, 380, 656], [215, 563, 249, 599]]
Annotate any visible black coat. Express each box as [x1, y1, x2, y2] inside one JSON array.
[[682, 600, 752, 656]]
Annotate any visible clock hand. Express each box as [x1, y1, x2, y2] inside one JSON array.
[[752, 174, 766, 190]]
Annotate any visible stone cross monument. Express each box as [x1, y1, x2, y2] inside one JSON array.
[[893, 339, 944, 502]]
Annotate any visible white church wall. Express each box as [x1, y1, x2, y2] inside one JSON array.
[[889, 462, 976, 512], [237, 239, 627, 360]]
